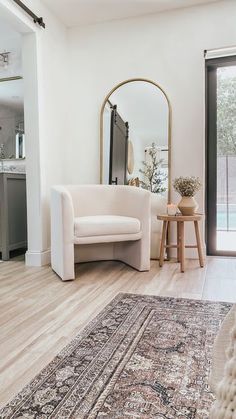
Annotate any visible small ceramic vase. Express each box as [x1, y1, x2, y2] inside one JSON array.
[[178, 196, 198, 216]]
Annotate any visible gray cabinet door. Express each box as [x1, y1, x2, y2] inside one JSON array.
[[0, 173, 27, 260]]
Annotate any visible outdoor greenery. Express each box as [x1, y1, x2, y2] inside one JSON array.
[[139, 143, 167, 194], [217, 68, 236, 156], [173, 176, 201, 197]]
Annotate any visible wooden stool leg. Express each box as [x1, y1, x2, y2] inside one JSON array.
[[177, 222, 180, 262], [159, 221, 168, 267], [194, 220, 204, 268], [179, 221, 185, 273]]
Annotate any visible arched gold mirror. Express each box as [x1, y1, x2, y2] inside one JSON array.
[[100, 78, 171, 203]]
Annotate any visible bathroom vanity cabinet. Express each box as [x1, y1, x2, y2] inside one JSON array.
[[0, 172, 27, 260]]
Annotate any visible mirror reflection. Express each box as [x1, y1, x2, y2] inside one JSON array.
[[0, 78, 25, 160], [102, 80, 170, 197]]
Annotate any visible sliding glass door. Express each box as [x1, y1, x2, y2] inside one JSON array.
[[206, 56, 236, 256]]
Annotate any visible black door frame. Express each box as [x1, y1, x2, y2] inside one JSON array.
[[206, 55, 236, 256]]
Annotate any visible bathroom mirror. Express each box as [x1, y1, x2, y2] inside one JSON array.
[[0, 77, 25, 160], [100, 79, 171, 201]]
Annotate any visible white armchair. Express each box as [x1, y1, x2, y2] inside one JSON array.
[[51, 185, 151, 281]]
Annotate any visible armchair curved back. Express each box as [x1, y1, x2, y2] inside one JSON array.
[[56, 185, 151, 220]]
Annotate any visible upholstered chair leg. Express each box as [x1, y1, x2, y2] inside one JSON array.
[[115, 239, 150, 272], [51, 187, 75, 281], [52, 243, 75, 281]]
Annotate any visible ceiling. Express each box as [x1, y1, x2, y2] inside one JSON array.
[[42, 0, 221, 27]]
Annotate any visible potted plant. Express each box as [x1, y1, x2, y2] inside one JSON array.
[[139, 143, 167, 194], [173, 176, 201, 215]]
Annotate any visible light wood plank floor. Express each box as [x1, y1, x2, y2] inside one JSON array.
[[0, 256, 236, 407]]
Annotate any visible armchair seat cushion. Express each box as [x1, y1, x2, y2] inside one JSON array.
[[74, 215, 141, 238]]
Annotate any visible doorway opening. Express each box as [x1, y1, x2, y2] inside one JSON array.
[[0, 19, 27, 261], [0, 3, 40, 264], [206, 56, 236, 256]]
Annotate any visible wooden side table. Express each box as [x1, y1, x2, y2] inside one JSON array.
[[157, 214, 204, 273]]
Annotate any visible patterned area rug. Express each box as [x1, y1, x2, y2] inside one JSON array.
[[1, 294, 231, 419]]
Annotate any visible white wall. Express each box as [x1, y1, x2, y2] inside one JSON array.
[[0, 19, 22, 78], [24, 0, 69, 264], [0, 0, 69, 265], [66, 0, 236, 252]]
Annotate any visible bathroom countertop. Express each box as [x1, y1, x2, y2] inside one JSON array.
[[0, 159, 26, 174], [0, 170, 26, 174]]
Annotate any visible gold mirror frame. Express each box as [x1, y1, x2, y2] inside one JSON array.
[[100, 78, 172, 203]]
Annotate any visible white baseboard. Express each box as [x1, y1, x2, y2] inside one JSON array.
[[186, 244, 207, 259], [24, 245, 206, 267], [25, 249, 51, 267]]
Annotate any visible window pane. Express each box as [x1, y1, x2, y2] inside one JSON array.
[[216, 66, 236, 251]]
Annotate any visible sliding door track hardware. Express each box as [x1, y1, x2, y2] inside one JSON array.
[[13, 0, 45, 28]]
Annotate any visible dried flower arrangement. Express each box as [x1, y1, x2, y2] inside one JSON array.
[[173, 176, 201, 197]]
